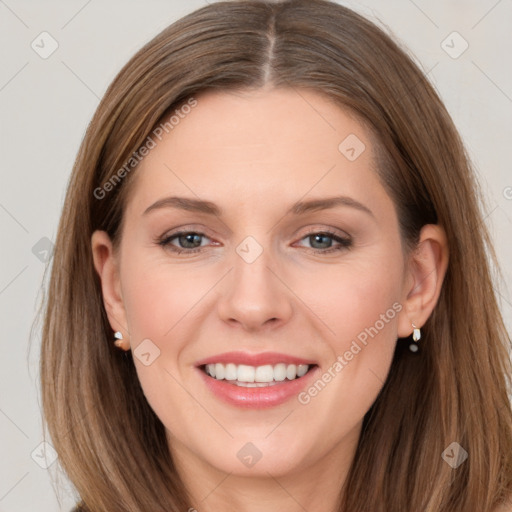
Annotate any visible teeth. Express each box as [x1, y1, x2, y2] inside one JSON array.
[[204, 363, 310, 383], [234, 381, 279, 387], [297, 364, 308, 377], [273, 363, 287, 381], [255, 365, 273, 382], [286, 364, 297, 380], [214, 363, 225, 380], [225, 363, 237, 380], [238, 364, 255, 382]]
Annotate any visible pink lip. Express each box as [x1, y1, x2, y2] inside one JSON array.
[[195, 351, 316, 367], [195, 363, 320, 410]]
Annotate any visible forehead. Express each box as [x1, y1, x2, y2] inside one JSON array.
[[124, 87, 389, 219]]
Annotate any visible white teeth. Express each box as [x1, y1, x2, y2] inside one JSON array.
[[234, 381, 279, 387], [254, 365, 274, 382], [215, 363, 225, 380], [225, 363, 237, 380], [206, 364, 216, 377], [237, 364, 255, 382], [297, 364, 309, 377], [204, 362, 311, 383], [273, 363, 287, 382], [286, 364, 297, 380]]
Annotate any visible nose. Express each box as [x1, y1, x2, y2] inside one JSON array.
[[216, 242, 294, 332]]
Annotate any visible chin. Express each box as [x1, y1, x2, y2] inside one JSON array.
[[189, 434, 314, 478]]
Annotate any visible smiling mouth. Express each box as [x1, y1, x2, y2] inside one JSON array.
[[200, 362, 317, 387]]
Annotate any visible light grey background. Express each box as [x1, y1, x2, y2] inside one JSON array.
[[1, 1, 511, 510]]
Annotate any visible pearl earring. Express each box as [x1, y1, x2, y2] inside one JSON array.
[[114, 331, 128, 350], [409, 323, 421, 352]]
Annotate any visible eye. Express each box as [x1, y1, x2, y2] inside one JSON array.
[[158, 231, 213, 254], [295, 230, 352, 253]]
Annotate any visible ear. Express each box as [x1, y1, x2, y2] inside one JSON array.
[[91, 230, 130, 348], [397, 224, 449, 338]]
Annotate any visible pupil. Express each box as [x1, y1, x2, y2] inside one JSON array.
[[181, 233, 201, 248], [311, 234, 331, 249]]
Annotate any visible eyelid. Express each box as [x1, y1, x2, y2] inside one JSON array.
[[158, 224, 216, 240], [157, 224, 350, 242], [296, 225, 351, 239]]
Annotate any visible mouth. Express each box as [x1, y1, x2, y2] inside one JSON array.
[[199, 362, 316, 387], [195, 352, 319, 408]]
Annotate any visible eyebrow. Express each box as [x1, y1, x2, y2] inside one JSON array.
[[143, 195, 374, 218]]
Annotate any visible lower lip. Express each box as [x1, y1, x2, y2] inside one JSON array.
[[197, 366, 319, 409]]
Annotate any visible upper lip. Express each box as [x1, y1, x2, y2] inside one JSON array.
[[195, 351, 317, 367]]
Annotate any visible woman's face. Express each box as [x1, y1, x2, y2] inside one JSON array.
[[97, 88, 417, 479]]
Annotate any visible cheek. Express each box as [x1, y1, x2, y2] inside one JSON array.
[[294, 249, 403, 350], [120, 254, 211, 342], [119, 255, 205, 431], [293, 249, 403, 414], [338, 269, 402, 346], [337, 259, 403, 371]]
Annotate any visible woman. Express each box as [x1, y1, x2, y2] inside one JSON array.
[[40, 0, 512, 510]]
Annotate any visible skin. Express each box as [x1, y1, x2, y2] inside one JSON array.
[[92, 87, 448, 512]]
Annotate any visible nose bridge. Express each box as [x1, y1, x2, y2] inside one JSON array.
[[234, 236, 274, 296], [216, 233, 293, 329]]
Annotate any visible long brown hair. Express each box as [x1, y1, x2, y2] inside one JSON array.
[[39, 1, 512, 510]]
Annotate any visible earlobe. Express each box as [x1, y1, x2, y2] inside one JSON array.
[[397, 224, 449, 338], [91, 230, 130, 347]]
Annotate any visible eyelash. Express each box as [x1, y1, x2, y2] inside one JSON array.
[[156, 228, 352, 255]]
